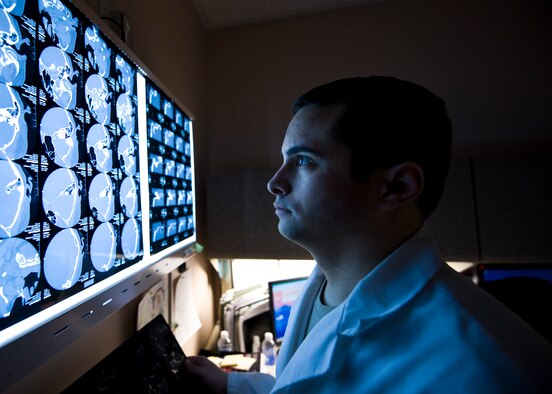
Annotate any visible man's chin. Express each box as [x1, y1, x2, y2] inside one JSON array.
[[278, 223, 305, 245]]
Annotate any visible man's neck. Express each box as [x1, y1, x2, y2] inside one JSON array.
[[312, 226, 422, 306]]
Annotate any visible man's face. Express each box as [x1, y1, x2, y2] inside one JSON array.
[[267, 104, 380, 250]]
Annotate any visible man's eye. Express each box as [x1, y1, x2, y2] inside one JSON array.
[[297, 156, 311, 166]]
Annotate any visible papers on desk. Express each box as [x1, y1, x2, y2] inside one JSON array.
[[208, 354, 258, 371]]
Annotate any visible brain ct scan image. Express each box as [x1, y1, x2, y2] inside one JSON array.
[[85, 74, 111, 125], [120, 176, 138, 218], [0, 82, 29, 160], [1, 0, 25, 16], [84, 25, 110, 77], [118, 134, 136, 176], [0, 160, 33, 238], [86, 123, 112, 173], [0, 0, 150, 344], [115, 54, 134, 94], [42, 168, 82, 229], [44, 228, 83, 290], [90, 222, 116, 272], [39, 46, 78, 109], [121, 218, 140, 260], [0, 237, 40, 318], [116, 93, 134, 135], [88, 173, 115, 222], [0, 8, 28, 86], [38, 0, 78, 53], [0, 9, 28, 51], [40, 107, 79, 168]]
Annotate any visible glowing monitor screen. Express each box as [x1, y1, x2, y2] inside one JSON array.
[[475, 263, 552, 284], [268, 277, 308, 343], [0, 0, 150, 347]]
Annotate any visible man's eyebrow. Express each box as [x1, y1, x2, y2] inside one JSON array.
[[284, 145, 321, 156]]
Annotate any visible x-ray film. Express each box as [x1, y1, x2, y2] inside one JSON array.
[[0, 0, 144, 338], [145, 80, 195, 256]]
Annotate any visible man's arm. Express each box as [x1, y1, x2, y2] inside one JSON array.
[[182, 356, 275, 394]]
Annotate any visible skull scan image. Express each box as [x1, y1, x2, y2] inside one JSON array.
[[90, 221, 116, 272], [0, 9, 28, 86], [44, 228, 83, 290], [0, 45, 25, 86], [42, 168, 82, 228], [40, 107, 79, 168], [0, 159, 33, 238], [115, 54, 134, 94], [0, 9, 29, 49], [121, 217, 140, 260], [84, 25, 110, 77], [88, 172, 115, 222], [0, 82, 29, 160], [119, 176, 138, 218], [39, 46, 78, 109], [118, 134, 136, 176], [38, 0, 78, 53], [85, 74, 111, 125], [0, 237, 40, 318], [86, 123, 112, 173], [116, 93, 135, 135], [0, 0, 26, 16]]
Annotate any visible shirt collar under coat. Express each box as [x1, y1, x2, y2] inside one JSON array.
[[273, 228, 445, 392]]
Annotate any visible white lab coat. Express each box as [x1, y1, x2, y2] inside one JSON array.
[[229, 229, 552, 393]]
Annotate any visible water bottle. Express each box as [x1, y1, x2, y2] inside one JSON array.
[[251, 334, 261, 361], [217, 330, 233, 354], [261, 332, 277, 376]]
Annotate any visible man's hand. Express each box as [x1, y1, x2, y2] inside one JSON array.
[[181, 355, 229, 394]]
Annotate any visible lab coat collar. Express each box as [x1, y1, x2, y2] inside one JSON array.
[[273, 228, 445, 392]]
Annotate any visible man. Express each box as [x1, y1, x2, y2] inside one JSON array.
[[184, 77, 552, 393]]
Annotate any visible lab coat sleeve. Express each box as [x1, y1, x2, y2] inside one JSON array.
[[227, 372, 275, 394]]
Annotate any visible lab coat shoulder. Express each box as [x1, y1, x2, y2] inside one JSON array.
[[272, 230, 552, 393]]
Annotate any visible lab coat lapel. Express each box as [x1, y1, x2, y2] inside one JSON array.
[[276, 267, 325, 372], [273, 300, 346, 393]]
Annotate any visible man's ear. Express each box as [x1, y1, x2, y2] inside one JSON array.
[[379, 162, 424, 211]]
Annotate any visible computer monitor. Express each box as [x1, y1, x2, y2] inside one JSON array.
[[474, 263, 552, 343], [475, 263, 552, 285], [0, 0, 197, 354], [268, 277, 308, 344]]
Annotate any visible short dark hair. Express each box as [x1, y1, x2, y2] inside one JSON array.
[[293, 76, 452, 219]]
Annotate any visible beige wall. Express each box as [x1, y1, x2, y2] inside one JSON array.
[[205, 0, 552, 173]]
